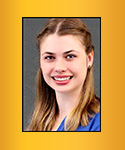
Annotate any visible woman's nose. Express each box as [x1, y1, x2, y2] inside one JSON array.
[[54, 59, 67, 73]]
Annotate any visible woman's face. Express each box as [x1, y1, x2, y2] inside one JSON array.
[[40, 34, 93, 94]]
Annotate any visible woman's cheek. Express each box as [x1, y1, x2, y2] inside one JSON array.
[[43, 64, 53, 76]]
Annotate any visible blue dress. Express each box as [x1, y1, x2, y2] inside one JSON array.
[[57, 112, 100, 131]]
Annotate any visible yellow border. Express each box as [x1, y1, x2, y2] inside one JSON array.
[[1, 0, 125, 150]]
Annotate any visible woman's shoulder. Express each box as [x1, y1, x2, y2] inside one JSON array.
[[89, 111, 100, 131], [76, 112, 100, 131], [57, 112, 100, 131]]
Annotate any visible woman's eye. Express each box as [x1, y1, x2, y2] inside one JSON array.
[[45, 56, 55, 60], [66, 54, 76, 59]]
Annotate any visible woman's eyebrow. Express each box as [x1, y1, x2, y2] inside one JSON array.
[[64, 50, 79, 54], [42, 50, 79, 55], [42, 52, 55, 55]]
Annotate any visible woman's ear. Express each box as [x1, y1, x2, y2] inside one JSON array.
[[88, 50, 94, 68]]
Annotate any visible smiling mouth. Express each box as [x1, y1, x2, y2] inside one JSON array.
[[51, 76, 73, 81]]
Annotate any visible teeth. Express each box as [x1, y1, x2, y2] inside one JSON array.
[[54, 77, 71, 81]]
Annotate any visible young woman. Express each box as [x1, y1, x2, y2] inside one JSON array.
[[28, 18, 100, 131]]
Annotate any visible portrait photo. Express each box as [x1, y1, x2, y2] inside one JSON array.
[[22, 17, 101, 132]]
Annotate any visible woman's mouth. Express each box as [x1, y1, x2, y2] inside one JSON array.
[[51, 76, 73, 85]]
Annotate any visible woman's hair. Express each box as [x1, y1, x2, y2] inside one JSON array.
[[28, 18, 100, 131]]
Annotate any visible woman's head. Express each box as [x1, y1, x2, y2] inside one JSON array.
[[37, 18, 94, 94]]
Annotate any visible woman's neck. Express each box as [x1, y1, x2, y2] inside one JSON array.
[[51, 89, 82, 131], [55, 89, 81, 119]]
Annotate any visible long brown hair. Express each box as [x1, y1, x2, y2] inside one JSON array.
[[28, 18, 100, 131]]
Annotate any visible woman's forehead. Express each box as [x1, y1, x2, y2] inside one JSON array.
[[40, 34, 85, 53]]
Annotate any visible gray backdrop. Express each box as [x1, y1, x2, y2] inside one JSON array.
[[23, 18, 101, 130]]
